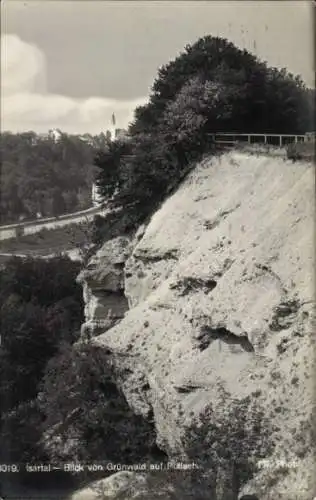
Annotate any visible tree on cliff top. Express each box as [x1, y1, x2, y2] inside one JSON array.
[[94, 35, 311, 242], [129, 35, 310, 135]]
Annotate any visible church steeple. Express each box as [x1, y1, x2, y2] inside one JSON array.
[[110, 112, 116, 141]]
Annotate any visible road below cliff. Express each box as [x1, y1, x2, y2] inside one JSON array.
[[0, 205, 107, 241]]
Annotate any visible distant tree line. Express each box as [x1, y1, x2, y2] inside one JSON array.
[[0, 131, 108, 224], [93, 35, 315, 243]]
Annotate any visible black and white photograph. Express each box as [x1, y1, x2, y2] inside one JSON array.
[[0, 1, 315, 499]]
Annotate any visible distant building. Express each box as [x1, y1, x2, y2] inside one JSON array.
[[38, 129, 62, 142], [50, 129, 62, 141], [92, 182, 103, 207], [79, 134, 95, 146]]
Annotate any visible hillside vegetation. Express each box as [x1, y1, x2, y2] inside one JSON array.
[[93, 35, 314, 243], [0, 221, 92, 259], [0, 132, 107, 224], [0, 256, 161, 492], [0, 257, 83, 488]]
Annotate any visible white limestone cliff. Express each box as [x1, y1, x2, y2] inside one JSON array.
[[79, 151, 315, 499], [77, 236, 131, 339]]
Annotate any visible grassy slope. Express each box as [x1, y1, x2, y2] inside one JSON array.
[[0, 222, 90, 256]]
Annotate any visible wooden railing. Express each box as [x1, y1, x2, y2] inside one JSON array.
[[211, 132, 315, 148]]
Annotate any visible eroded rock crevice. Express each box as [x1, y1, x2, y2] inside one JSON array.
[[203, 203, 241, 230], [269, 297, 301, 332], [195, 325, 255, 353], [133, 248, 179, 264], [169, 276, 217, 295]]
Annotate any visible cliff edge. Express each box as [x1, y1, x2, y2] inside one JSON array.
[[80, 151, 315, 499]]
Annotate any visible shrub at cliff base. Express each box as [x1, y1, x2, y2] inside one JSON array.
[[39, 343, 164, 473], [182, 387, 274, 498]]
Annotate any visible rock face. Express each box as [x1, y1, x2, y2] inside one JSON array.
[[81, 152, 315, 499], [69, 469, 212, 500], [70, 471, 147, 500], [77, 236, 131, 338]]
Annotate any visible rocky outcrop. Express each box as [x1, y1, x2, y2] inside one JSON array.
[[69, 468, 215, 500], [77, 236, 131, 338], [70, 471, 147, 500], [81, 151, 315, 499]]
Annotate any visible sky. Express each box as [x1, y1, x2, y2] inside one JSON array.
[[1, 0, 314, 135]]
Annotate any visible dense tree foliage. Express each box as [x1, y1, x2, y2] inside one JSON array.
[[39, 343, 160, 467], [0, 131, 107, 224], [0, 256, 83, 471], [130, 36, 312, 135], [0, 257, 161, 489], [94, 36, 314, 243], [94, 138, 133, 201]]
